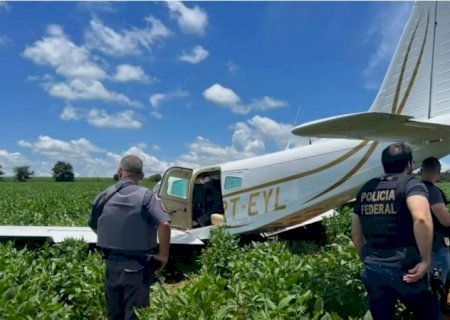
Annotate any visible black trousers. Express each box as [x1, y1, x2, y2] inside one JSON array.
[[105, 255, 152, 320]]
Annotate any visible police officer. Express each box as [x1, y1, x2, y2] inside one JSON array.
[[351, 143, 437, 319], [421, 158, 450, 285], [89, 155, 171, 320]]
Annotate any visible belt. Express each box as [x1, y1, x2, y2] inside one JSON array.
[[102, 248, 157, 260]]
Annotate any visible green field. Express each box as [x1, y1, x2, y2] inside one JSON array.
[[0, 180, 447, 319], [0, 179, 156, 226]]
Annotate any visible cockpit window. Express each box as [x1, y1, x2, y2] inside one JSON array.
[[167, 176, 188, 199], [224, 176, 242, 190]]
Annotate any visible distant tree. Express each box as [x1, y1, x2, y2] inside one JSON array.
[[148, 173, 162, 183], [52, 161, 75, 182], [113, 173, 119, 181], [14, 166, 34, 182], [0, 164, 4, 179]]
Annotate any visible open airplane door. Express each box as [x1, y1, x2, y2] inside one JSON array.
[[158, 167, 193, 230]]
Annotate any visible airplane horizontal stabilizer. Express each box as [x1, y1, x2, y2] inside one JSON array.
[[291, 112, 450, 143]]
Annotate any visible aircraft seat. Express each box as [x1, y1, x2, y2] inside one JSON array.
[[211, 213, 225, 226]]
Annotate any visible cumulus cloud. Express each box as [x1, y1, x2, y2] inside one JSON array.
[[203, 83, 288, 114], [60, 105, 84, 121], [15, 136, 170, 177], [23, 25, 141, 106], [179, 45, 209, 64], [8, 113, 309, 176], [149, 89, 189, 108], [19, 135, 104, 159], [203, 83, 241, 106], [362, 3, 412, 90], [167, 1, 208, 36], [85, 16, 171, 57], [87, 109, 142, 129], [177, 115, 309, 168], [113, 64, 152, 83], [45, 79, 141, 107], [23, 25, 106, 81]]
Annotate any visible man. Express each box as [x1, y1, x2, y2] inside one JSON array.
[[89, 155, 171, 320], [351, 143, 437, 319], [421, 157, 450, 287]]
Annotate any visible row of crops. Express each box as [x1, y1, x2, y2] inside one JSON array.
[[4, 180, 441, 318]]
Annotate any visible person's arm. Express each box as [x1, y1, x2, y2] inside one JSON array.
[[428, 186, 450, 226], [403, 194, 433, 283], [88, 192, 104, 233], [431, 203, 450, 226], [351, 213, 365, 260], [145, 190, 172, 270], [155, 221, 171, 269]]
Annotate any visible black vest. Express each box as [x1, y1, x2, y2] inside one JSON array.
[[97, 184, 156, 252], [357, 174, 420, 268], [423, 180, 450, 251]]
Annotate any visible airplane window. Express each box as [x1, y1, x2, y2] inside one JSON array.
[[167, 176, 188, 199], [224, 176, 242, 190]]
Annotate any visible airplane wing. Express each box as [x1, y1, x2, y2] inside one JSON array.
[[292, 112, 450, 143], [0, 226, 204, 245]]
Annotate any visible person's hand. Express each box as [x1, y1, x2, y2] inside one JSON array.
[[403, 261, 429, 283], [152, 253, 169, 271]]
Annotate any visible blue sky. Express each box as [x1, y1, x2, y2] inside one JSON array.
[[0, 1, 420, 177]]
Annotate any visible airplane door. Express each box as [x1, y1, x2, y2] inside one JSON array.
[[159, 167, 193, 229]]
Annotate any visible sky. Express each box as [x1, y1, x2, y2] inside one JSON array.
[[0, 1, 431, 177]]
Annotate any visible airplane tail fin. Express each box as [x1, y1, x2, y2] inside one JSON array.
[[369, 2, 450, 119]]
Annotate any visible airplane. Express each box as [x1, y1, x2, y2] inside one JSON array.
[[1, 2, 450, 245]]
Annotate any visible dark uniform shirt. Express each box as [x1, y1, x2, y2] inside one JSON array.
[[355, 173, 428, 269], [423, 181, 449, 252]]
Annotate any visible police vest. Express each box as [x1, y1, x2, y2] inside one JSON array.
[[358, 174, 416, 251], [97, 184, 156, 252]]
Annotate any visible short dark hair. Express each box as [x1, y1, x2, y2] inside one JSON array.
[[381, 143, 413, 174], [421, 157, 441, 171], [120, 155, 143, 175]]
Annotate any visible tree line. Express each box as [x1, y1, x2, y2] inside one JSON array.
[[0, 162, 163, 183]]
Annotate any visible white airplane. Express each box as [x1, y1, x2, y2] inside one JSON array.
[[1, 2, 450, 245]]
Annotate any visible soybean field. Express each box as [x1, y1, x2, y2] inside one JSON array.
[[0, 179, 446, 319]]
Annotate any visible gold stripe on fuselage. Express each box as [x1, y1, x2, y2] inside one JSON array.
[[223, 140, 370, 199]]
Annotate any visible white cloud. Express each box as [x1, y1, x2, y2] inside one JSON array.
[[23, 25, 106, 81], [105, 145, 170, 175], [7, 113, 308, 177], [0, 35, 9, 45], [203, 83, 288, 114], [87, 109, 142, 129], [60, 105, 84, 121], [227, 60, 238, 73], [203, 83, 241, 106], [151, 110, 164, 119], [85, 16, 171, 57], [149, 89, 189, 108], [177, 115, 309, 168], [113, 64, 152, 83], [362, 3, 412, 90], [0, 1, 10, 12], [167, 1, 208, 36], [19, 135, 104, 159], [179, 45, 209, 64], [45, 79, 142, 107], [0, 149, 29, 176], [15, 136, 169, 177]]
